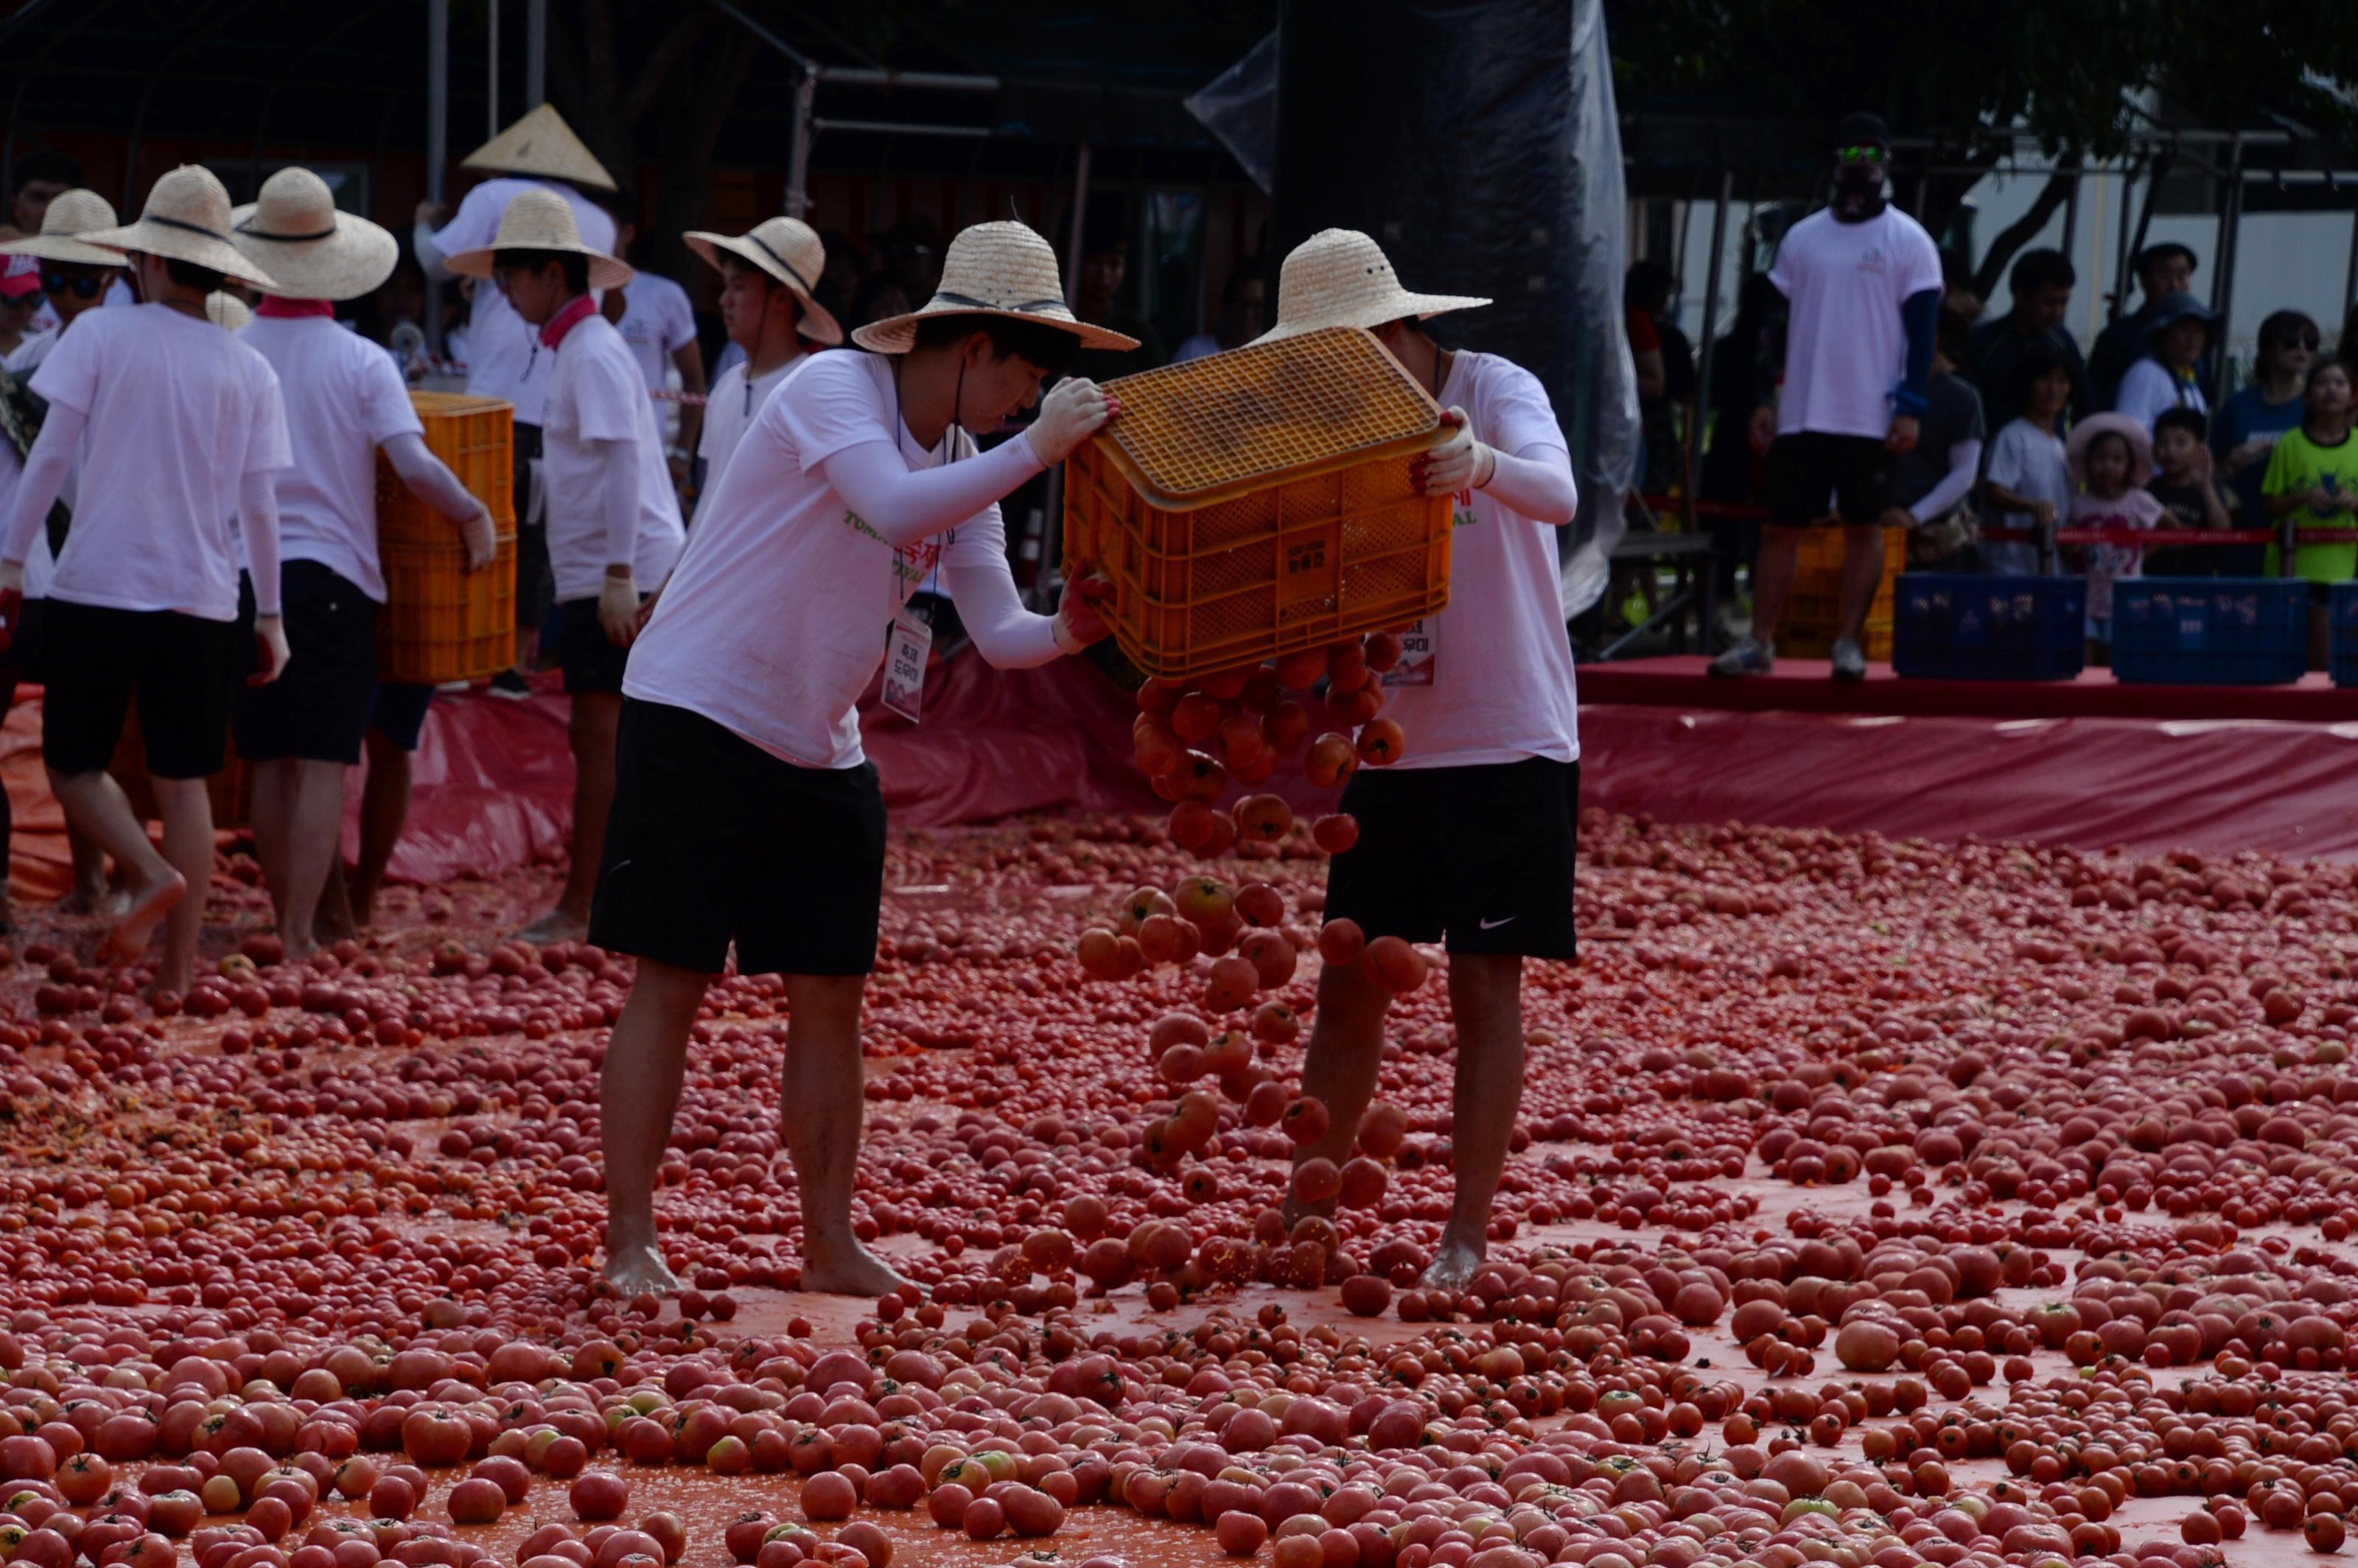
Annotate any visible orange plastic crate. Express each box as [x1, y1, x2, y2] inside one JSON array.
[[374, 391, 517, 683], [1063, 326, 1452, 679]]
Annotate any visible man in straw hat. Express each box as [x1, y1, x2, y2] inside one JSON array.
[[228, 166, 500, 963], [1258, 228, 1582, 1294], [0, 164, 293, 996], [679, 214, 842, 525], [441, 189, 683, 949], [416, 104, 620, 696], [590, 219, 1130, 1295]]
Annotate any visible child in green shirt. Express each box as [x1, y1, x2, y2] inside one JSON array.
[[2264, 359, 2358, 582]]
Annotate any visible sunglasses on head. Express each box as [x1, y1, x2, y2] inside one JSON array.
[[42, 272, 102, 299], [1836, 144, 1888, 166]]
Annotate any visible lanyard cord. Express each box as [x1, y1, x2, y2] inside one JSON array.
[[888, 355, 964, 617]]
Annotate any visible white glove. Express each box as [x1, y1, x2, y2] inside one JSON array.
[[460, 503, 497, 571], [1026, 378, 1119, 466], [0, 561, 23, 597], [1415, 407, 1494, 497], [249, 615, 290, 687], [598, 570, 641, 648]]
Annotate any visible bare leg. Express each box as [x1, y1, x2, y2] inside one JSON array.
[[1748, 525, 1804, 646], [518, 690, 618, 942], [248, 758, 295, 929], [782, 970, 903, 1297], [347, 727, 412, 928], [60, 825, 112, 914], [601, 954, 712, 1294], [1837, 522, 1886, 641], [48, 768, 183, 966], [1424, 952, 1526, 1292], [315, 860, 356, 945], [152, 777, 213, 998], [273, 759, 344, 962], [1281, 959, 1395, 1227]]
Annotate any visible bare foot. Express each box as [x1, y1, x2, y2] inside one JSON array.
[[603, 1242, 681, 1296], [515, 908, 590, 945], [279, 926, 318, 965], [105, 869, 187, 964], [1420, 1231, 1485, 1294], [800, 1239, 909, 1298]]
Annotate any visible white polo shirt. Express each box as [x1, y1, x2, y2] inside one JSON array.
[[540, 310, 683, 602]]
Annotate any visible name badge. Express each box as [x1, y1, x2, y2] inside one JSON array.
[[881, 610, 932, 723], [1382, 617, 1438, 687]]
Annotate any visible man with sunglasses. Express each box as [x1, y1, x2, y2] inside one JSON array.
[[1712, 112, 1941, 681]]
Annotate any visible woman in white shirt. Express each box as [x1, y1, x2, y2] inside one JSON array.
[[2114, 293, 2218, 433]]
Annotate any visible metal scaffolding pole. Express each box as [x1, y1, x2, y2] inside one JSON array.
[[425, 0, 448, 358], [1685, 167, 1732, 526], [526, 0, 545, 109]]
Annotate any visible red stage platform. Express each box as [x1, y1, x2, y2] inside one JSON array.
[[1578, 655, 2358, 722]]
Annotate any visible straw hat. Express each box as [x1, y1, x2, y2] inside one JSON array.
[[77, 166, 277, 290], [439, 188, 632, 292], [0, 189, 125, 266], [205, 292, 252, 332], [229, 167, 398, 302], [851, 220, 1138, 354], [2067, 412, 2155, 490], [461, 104, 616, 194], [685, 215, 842, 346], [1253, 228, 1488, 345]]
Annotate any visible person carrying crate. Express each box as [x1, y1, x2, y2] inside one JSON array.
[[227, 167, 498, 960], [587, 220, 1129, 1297], [443, 191, 685, 948], [1251, 228, 1581, 1293], [0, 167, 291, 998]]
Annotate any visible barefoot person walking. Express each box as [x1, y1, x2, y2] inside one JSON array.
[[441, 192, 684, 945], [1262, 230, 1581, 1292], [0, 167, 293, 995], [590, 220, 1131, 1295]]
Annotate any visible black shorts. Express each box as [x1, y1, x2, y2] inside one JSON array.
[[514, 422, 550, 632], [232, 561, 379, 765], [371, 682, 437, 752], [589, 698, 887, 976], [1324, 757, 1578, 959], [552, 596, 637, 694], [42, 599, 242, 779], [1765, 431, 1893, 529]]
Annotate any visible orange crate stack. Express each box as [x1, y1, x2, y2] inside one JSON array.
[[1063, 326, 1453, 680], [374, 391, 517, 684], [1780, 527, 1903, 662]]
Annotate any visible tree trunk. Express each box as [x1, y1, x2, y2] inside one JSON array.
[[1970, 162, 2082, 302]]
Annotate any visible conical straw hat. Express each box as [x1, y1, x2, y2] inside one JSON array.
[[205, 291, 252, 332], [1253, 228, 1488, 345], [461, 104, 616, 194], [685, 215, 842, 346], [852, 220, 1138, 354], [77, 166, 277, 290], [0, 189, 125, 266], [439, 188, 632, 292], [231, 167, 399, 302]]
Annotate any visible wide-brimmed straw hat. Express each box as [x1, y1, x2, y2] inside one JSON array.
[[461, 104, 616, 194], [230, 167, 398, 302], [0, 189, 125, 266], [1253, 228, 1488, 345], [440, 188, 632, 292], [2067, 412, 2155, 489], [851, 220, 1138, 354], [78, 166, 276, 290], [685, 215, 843, 346], [205, 292, 253, 332]]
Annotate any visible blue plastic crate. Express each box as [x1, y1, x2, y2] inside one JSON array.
[[2111, 578, 2307, 685], [2331, 582, 2358, 688], [1892, 574, 2086, 680]]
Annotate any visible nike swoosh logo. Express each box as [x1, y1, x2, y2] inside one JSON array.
[[1478, 915, 1516, 930]]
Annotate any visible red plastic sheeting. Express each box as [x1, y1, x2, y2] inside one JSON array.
[[1578, 704, 2358, 861]]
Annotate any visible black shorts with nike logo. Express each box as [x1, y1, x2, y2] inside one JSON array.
[[1322, 756, 1578, 959]]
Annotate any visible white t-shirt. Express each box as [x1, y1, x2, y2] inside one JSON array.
[[1979, 417, 2070, 577], [239, 315, 424, 603], [1382, 351, 1579, 770], [626, 350, 1013, 769], [690, 353, 802, 528], [615, 271, 696, 391], [30, 304, 290, 620], [2113, 357, 2208, 433], [428, 178, 618, 427], [540, 313, 683, 603], [1171, 333, 1221, 364], [1768, 206, 1943, 440], [3, 329, 70, 596]]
